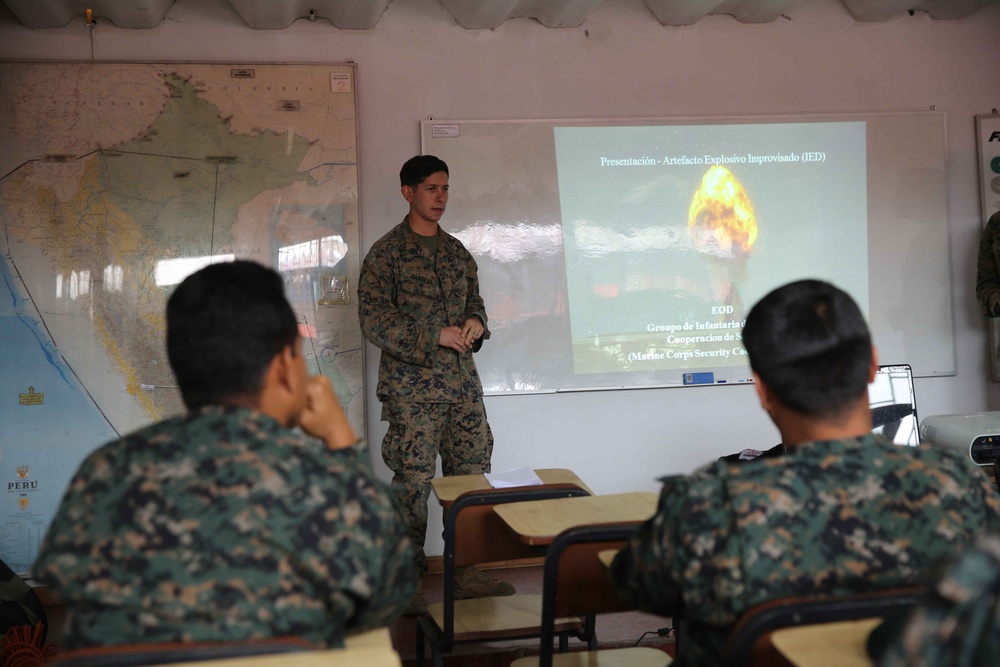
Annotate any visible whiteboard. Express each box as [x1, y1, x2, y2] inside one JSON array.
[[422, 113, 954, 394]]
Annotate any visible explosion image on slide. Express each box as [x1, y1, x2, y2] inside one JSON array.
[[688, 165, 758, 259], [682, 165, 759, 318]]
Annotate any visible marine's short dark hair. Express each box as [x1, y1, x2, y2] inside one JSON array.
[[166, 260, 299, 410], [400, 155, 449, 188], [742, 279, 872, 419]]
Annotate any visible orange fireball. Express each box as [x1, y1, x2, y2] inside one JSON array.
[[688, 165, 758, 259]]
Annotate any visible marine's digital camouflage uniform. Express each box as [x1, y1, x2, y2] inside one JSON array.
[[32, 406, 416, 648], [610, 434, 1000, 666], [878, 532, 1000, 667], [976, 210, 1000, 316], [358, 218, 493, 571]]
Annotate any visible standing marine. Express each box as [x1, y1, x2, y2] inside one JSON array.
[[359, 155, 514, 612]]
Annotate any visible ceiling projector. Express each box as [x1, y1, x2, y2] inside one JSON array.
[[919, 413, 1000, 467]]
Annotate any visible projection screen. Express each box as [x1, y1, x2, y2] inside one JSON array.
[[420, 113, 953, 394]]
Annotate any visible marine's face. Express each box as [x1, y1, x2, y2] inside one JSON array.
[[403, 171, 449, 226]]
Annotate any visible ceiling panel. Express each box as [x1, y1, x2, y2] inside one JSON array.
[[839, 0, 929, 21], [718, 0, 810, 23], [2, 0, 174, 29], [918, 0, 998, 18], [225, 0, 391, 29], [0, 0, 995, 30], [440, 0, 603, 29]]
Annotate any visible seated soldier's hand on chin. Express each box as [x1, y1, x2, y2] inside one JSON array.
[[299, 375, 357, 450]]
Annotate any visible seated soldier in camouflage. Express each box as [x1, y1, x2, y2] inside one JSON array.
[[33, 260, 416, 648], [875, 531, 1000, 666], [610, 279, 1000, 666]]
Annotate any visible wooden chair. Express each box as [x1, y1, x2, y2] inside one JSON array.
[[510, 523, 672, 667], [48, 636, 317, 666], [0, 557, 47, 640], [725, 586, 928, 667], [415, 484, 592, 667]]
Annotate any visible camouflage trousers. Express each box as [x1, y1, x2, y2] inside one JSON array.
[[380, 399, 493, 574]]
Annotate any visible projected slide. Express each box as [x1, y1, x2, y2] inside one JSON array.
[[554, 122, 868, 376]]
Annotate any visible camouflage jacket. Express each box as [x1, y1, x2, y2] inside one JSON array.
[[976, 210, 1000, 316], [358, 218, 489, 403], [610, 434, 1000, 666], [878, 532, 1000, 667], [32, 406, 416, 648]]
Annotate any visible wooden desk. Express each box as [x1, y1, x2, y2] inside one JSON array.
[[770, 618, 880, 667], [493, 492, 657, 545], [431, 468, 593, 508], [344, 627, 393, 650], [53, 631, 401, 667], [145, 646, 402, 667], [598, 548, 620, 569]]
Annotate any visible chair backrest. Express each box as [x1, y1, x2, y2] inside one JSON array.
[[48, 637, 317, 667], [536, 522, 642, 667], [0, 557, 47, 638], [440, 484, 592, 641], [726, 586, 928, 667]]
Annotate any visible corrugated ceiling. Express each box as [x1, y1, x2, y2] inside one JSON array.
[[1, 0, 996, 30]]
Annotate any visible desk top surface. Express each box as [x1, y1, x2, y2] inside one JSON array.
[[493, 492, 657, 545], [770, 617, 880, 667], [430, 468, 593, 506], [598, 549, 620, 569], [344, 628, 393, 650], [145, 646, 401, 667]]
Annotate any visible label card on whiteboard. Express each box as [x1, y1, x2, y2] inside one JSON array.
[[431, 124, 461, 139]]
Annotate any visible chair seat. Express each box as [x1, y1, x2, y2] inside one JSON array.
[[427, 594, 583, 642], [510, 647, 673, 667], [726, 586, 928, 667]]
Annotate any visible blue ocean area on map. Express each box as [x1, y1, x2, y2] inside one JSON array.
[[0, 252, 116, 573]]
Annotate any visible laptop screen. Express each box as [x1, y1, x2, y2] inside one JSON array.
[[869, 364, 919, 446]]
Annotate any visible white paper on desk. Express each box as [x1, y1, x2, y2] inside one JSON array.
[[484, 467, 544, 489]]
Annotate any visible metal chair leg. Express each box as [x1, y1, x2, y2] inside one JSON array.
[[415, 620, 426, 667], [584, 615, 598, 650]]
